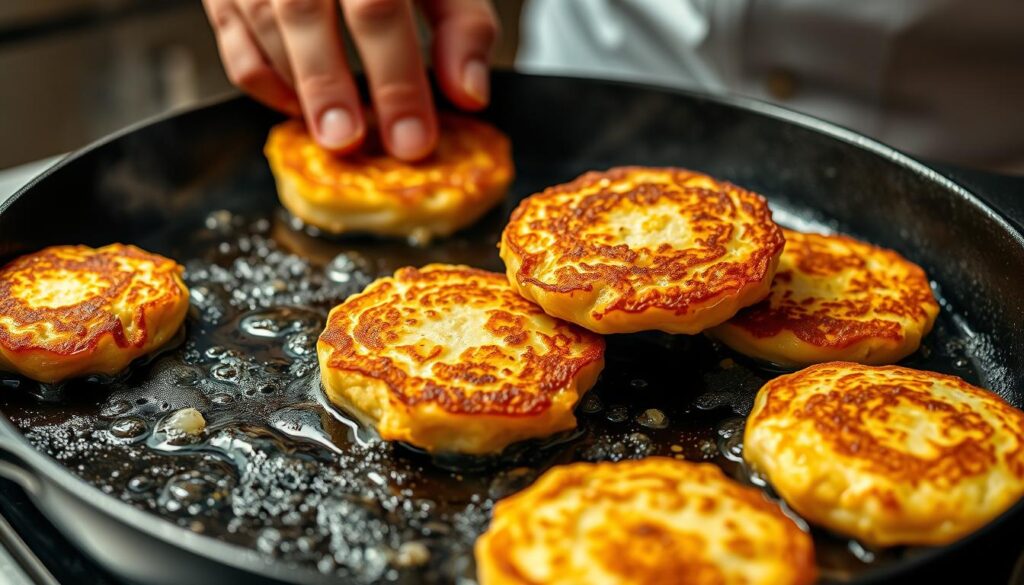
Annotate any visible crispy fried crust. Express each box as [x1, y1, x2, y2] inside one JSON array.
[[499, 167, 784, 334], [710, 230, 939, 366], [265, 114, 513, 242], [475, 458, 816, 585], [0, 244, 189, 383], [744, 362, 1024, 547], [316, 264, 605, 454]]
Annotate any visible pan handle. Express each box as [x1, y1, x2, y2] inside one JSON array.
[[0, 437, 42, 496]]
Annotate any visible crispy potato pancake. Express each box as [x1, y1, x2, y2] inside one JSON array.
[[744, 362, 1024, 547], [0, 244, 188, 383], [475, 458, 816, 585], [499, 167, 784, 334], [710, 230, 939, 366], [265, 113, 513, 243], [316, 264, 605, 454]]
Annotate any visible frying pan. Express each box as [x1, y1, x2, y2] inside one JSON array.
[[1, 72, 1023, 585]]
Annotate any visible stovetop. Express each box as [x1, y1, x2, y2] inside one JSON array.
[[0, 161, 1022, 585]]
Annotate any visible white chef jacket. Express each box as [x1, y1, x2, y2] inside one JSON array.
[[517, 0, 1024, 172]]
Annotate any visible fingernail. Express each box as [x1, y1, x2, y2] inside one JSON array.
[[318, 107, 358, 149], [390, 117, 429, 160], [463, 59, 489, 105]]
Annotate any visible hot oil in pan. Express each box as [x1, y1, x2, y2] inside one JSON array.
[[0, 208, 996, 584]]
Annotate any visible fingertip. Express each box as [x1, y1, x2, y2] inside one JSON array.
[[324, 135, 365, 156], [386, 115, 438, 161], [435, 61, 488, 112], [461, 58, 490, 109], [426, 5, 498, 111], [314, 106, 366, 152]]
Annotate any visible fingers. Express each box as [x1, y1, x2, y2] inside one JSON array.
[[273, 0, 366, 152], [421, 0, 498, 110], [208, 0, 491, 158], [342, 0, 437, 161], [203, 0, 301, 115], [236, 0, 294, 84]]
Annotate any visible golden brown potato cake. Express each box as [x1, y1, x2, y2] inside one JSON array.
[[0, 244, 189, 383], [744, 362, 1024, 547], [265, 113, 513, 244], [710, 230, 939, 366], [316, 264, 605, 454], [500, 167, 784, 334], [475, 457, 816, 585]]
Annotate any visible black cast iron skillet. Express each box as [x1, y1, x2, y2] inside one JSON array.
[[1, 72, 1023, 585]]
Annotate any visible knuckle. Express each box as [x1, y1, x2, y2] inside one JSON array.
[[372, 81, 426, 112], [344, 0, 404, 29], [298, 73, 351, 98], [458, 13, 498, 46], [242, 0, 277, 29], [228, 61, 269, 89], [273, 0, 324, 22], [205, 1, 237, 29]]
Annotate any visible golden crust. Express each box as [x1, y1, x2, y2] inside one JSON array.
[[316, 264, 605, 454], [710, 230, 939, 366], [0, 244, 189, 383], [744, 362, 1024, 547], [499, 167, 784, 334], [265, 114, 513, 242], [475, 458, 816, 585]]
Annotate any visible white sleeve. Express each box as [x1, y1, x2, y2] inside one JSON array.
[[515, 0, 1024, 170], [516, 0, 747, 93]]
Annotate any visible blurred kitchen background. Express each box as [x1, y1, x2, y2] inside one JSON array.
[[0, 0, 523, 171], [1, 0, 1021, 179]]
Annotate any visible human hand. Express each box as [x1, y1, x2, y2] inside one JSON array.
[[202, 0, 498, 160]]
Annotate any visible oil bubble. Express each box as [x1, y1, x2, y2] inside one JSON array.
[[605, 405, 628, 423], [205, 209, 235, 232], [127, 474, 154, 493], [284, 333, 317, 359], [239, 307, 323, 339], [721, 434, 744, 462], [205, 346, 231, 360], [394, 542, 430, 568], [627, 432, 652, 454], [257, 527, 283, 555], [698, 439, 717, 459], [636, 408, 668, 429], [578, 393, 603, 414], [109, 417, 147, 439], [189, 285, 228, 325], [716, 417, 745, 439], [848, 540, 878, 563], [100, 399, 133, 418], [159, 471, 232, 515], [211, 363, 241, 384], [326, 255, 358, 284], [580, 432, 651, 462]]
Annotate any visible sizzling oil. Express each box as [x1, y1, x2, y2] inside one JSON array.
[[0, 207, 993, 584]]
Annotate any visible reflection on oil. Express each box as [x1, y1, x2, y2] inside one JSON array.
[[0, 207, 991, 583]]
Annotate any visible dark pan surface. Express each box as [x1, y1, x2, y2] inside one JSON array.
[[1, 73, 1023, 584]]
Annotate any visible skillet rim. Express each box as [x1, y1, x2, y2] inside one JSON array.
[[0, 70, 1022, 584]]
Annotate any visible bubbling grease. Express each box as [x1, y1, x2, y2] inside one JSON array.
[[0, 206, 999, 583]]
